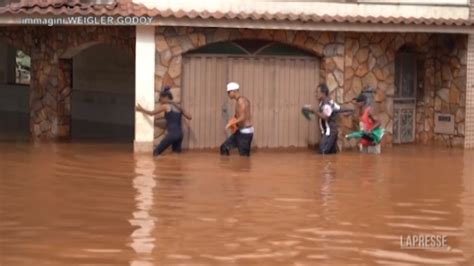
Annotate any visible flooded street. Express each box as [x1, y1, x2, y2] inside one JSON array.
[[0, 143, 473, 265]]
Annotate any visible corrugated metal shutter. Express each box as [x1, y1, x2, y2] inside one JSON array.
[[182, 55, 320, 149], [466, 34, 474, 149]]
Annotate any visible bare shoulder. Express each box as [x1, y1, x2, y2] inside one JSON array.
[[163, 103, 171, 112], [238, 96, 250, 105]]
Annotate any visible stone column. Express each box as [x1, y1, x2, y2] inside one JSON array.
[[29, 53, 60, 139], [465, 34, 474, 149], [134, 26, 156, 153], [57, 59, 72, 138]]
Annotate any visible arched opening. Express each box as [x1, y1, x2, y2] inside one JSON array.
[[181, 40, 321, 149], [393, 44, 418, 144], [0, 42, 31, 140], [69, 43, 135, 141], [188, 40, 317, 57]]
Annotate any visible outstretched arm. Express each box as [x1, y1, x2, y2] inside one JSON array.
[[136, 103, 166, 116], [303, 104, 317, 114]]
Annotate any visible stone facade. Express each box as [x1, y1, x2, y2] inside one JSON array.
[[0, 26, 134, 139], [341, 32, 411, 147], [154, 27, 468, 148], [431, 35, 467, 147], [0, 25, 468, 148]]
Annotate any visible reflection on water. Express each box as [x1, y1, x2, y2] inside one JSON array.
[[129, 155, 157, 266], [0, 143, 473, 265]]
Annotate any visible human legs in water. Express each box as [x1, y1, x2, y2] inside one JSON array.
[[153, 133, 183, 156], [318, 131, 338, 154], [220, 131, 253, 156]]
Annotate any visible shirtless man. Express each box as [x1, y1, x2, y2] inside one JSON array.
[[220, 82, 254, 156]]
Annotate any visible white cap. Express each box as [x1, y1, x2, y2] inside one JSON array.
[[227, 82, 239, 92]]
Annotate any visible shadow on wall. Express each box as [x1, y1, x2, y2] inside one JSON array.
[[71, 43, 135, 141]]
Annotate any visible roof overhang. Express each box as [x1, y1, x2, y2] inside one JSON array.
[[155, 17, 474, 34], [1, 14, 473, 34]]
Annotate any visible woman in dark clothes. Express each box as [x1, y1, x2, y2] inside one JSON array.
[[136, 86, 192, 156]]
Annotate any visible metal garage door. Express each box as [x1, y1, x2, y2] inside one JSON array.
[[182, 55, 320, 149]]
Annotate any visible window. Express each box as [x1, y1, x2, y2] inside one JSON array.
[[15, 50, 30, 85], [187, 40, 316, 57]]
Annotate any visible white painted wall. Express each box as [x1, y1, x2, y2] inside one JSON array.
[[136, 0, 469, 20], [134, 26, 155, 152], [72, 44, 135, 126]]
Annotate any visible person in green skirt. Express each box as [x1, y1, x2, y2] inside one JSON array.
[[345, 92, 384, 153]]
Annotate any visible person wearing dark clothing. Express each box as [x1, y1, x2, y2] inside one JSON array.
[[152, 104, 184, 155], [220, 130, 253, 156], [136, 86, 192, 156], [220, 82, 254, 156], [304, 84, 339, 154], [318, 99, 338, 154]]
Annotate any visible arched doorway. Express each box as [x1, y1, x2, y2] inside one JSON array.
[[181, 40, 321, 149], [0, 42, 30, 140], [393, 45, 417, 144], [69, 43, 135, 141]]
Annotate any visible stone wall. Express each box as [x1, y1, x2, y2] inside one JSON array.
[[0, 26, 134, 139], [410, 34, 467, 147], [341, 32, 431, 147], [432, 35, 467, 147], [0, 25, 467, 147], [343, 33, 467, 147], [155, 27, 467, 148]]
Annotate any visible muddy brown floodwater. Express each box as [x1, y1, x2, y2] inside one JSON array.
[[0, 142, 473, 266]]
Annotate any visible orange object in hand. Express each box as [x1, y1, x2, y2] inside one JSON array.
[[228, 117, 238, 134]]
